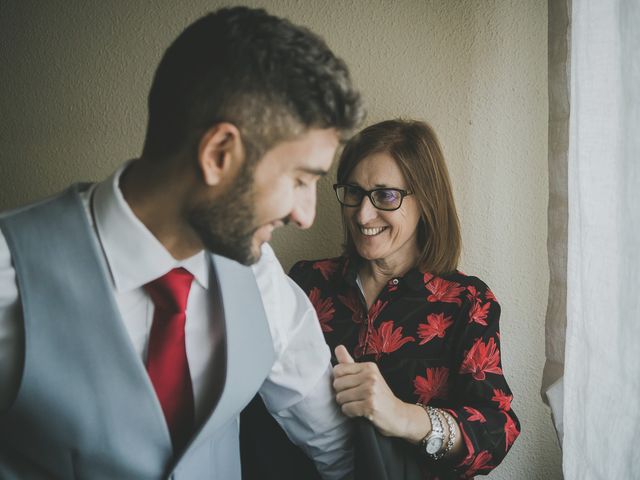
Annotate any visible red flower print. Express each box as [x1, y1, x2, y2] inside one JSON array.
[[338, 293, 363, 323], [456, 424, 476, 469], [426, 277, 465, 305], [308, 287, 335, 333], [463, 406, 487, 423], [464, 451, 494, 477], [485, 288, 496, 301], [460, 337, 503, 381], [368, 299, 388, 323], [312, 259, 338, 280], [492, 389, 512, 411], [417, 313, 454, 345], [466, 285, 480, 303], [413, 367, 449, 403], [503, 412, 519, 451], [354, 325, 368, 358], [366, 320, 415, 359], [469, 301, 491, 326]]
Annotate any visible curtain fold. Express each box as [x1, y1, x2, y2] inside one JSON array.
[[542, 0, 570, 447], [545, 0, 640, 478]]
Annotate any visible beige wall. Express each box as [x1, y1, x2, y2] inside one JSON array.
[[0, 1, 561, 477]]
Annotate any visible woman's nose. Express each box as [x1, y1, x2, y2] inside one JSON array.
[[355, 196, 378, 224]]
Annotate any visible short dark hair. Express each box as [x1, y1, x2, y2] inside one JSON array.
[[142, 7, 364, 162], [337, 119, 461, 275]]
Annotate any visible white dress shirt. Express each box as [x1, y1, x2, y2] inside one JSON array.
[[0, 165, 352, 479]]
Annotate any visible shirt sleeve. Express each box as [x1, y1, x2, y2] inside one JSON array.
[[252, 245, 353, 480], [446, 287, 521, 478], [0, 229, 24, 413]]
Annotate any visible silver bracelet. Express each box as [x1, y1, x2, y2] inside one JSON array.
[[439, 409, 457, 458], [417, 403, 446, 459], [430, 408, 447, 460]]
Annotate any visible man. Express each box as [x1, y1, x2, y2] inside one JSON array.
[[0, 7, 363, 479]]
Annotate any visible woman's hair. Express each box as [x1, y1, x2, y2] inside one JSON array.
[[336, 119, 461, 275]]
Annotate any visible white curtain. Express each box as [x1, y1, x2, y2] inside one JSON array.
[[544, 0, 640, 478]]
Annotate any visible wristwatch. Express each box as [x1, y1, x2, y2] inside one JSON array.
[[418, 404, 445, 457]]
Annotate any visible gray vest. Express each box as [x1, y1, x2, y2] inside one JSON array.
[[0, 185, 275, 479]]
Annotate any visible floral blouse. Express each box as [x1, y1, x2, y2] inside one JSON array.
[[289, 256, 520, 479]]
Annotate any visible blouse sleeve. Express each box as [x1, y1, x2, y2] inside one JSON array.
[[445, 286, 521, 478]]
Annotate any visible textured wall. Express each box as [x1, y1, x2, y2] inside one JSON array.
[[0, 1, 560, 478]]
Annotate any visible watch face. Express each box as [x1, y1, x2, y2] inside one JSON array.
[[426, 437, 444, 455]]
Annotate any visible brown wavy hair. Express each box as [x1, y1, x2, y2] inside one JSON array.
[[336, 119, 461, 275]]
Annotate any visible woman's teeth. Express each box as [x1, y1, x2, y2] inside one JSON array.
[[360, 226, 387, 236]]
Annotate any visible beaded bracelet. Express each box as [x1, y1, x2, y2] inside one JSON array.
[[439, 409, 457, 458]]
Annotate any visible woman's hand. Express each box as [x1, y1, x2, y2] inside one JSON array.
[[333, 345, 423, 439]]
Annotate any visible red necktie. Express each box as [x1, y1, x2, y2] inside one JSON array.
[[145, 267, 195, 453]]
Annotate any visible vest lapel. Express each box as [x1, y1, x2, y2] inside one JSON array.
[[173, 253, 275, 466], [81, 184, 175, 452]]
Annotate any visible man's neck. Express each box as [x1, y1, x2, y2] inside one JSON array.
[[119, 158, 203, 260]]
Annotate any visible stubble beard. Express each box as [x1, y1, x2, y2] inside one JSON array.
[[187, 163, 261, 266]]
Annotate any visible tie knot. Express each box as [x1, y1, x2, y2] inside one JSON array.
[[145, 267, 194, 313]]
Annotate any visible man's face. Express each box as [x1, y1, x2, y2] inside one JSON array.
[[188, 128, 339, 265]]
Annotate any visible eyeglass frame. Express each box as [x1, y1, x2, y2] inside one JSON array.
[[332, 183, 413, 211]]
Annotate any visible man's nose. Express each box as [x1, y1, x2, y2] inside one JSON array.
[[290, 188, 317, 230]]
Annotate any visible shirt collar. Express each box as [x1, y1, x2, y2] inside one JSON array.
[[92, 161, 209, 292], [344, 255, 431, 292]]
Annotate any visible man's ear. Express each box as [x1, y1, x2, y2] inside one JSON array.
[[197, 123, 244, 186]]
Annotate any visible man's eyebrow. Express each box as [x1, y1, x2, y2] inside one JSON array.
[[296, 167, 329, 177]]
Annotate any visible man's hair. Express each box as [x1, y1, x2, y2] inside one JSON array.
[[142, 7, 364, 163], [337, 119, 461, 275]]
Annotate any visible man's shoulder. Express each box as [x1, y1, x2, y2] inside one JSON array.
[[0, 184, 95, 241]]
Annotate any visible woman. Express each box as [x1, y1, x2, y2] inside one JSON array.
[[289, 119, 520, 478]]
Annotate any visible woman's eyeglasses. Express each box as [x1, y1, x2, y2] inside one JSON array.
[[333, 184, 413, 211]]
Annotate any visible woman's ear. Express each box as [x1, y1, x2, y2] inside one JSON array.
[[197, 122, 244, 186]]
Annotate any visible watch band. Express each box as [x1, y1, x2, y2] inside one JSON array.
[[417, 403, 445, 459]]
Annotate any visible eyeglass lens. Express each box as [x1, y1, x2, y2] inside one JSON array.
[[338, 185, 403, 210]]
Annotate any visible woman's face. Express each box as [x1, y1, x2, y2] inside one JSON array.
[[343, 152, 422, 266]]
